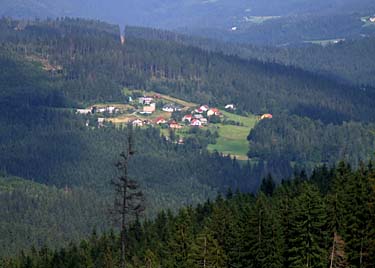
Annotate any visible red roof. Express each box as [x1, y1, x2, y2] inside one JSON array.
[[155, 117, 166, 123], [183, 114, 193, 118]]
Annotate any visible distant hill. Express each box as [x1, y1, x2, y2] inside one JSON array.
[[1, 0, 375, 45]]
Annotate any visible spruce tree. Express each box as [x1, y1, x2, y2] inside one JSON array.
[[188, 228, 226, 268], [288, 183, 328, 268]]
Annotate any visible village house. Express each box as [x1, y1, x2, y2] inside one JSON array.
[[200, 118, 208, 125], [195, 108, 204, 114], [199, 105, 209, 112], [162, 104, 175, 113], [162, 104, 181, 113], [225, 104, 236, 110], [107, 106, 116, 114], [97, 118, 105, 128], [190, 119, 202, 127], [260, 113, 273, 120], [142, 103, 156, 114], [94, 106, 118, 114], [207, 108, 220, 117], [194, 114, 204, 119], [370, 17, 375, 23], [182, 114, 193, 122], [155, 117, 167, 125], [131, 119, 144, 127], [169, 121, 183, 129], [76, 109, 92, 115], [139, 96, 154, 105]]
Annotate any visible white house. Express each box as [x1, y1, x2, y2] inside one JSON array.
[[370, 17, 375, 23], [107, 106, 116, 114], [131, 119, 144, 127], [76, 109, 92, 115], [162, 104, 175, 112], [98, 118, 105, 128], [200, 118, 208, 125], [225, 104, 236, 110], [139, 97, 154, 105]]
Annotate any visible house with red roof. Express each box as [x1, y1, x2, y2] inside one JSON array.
[[200, 105, 209, 112], [182, 114, 193, 122], [155, 117, 167, 125], [207, 108, 221, 117], [260, 113, 273, 120]]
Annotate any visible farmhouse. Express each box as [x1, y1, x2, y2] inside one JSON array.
[[94, 106, 118, 114], [155, 117, 167, 125], [162, 104, 182, 112], [131, 119, 144, 127], [199, 105, 209, 112], [200, 118, 208, 125], [142, 103, 156, 114], [107, 106, 116, 114], [182, 114, 193, 122], [225, 104, 236, 110], [190, 119, 202, 127], [76, 109, 92, 115], [139, 96, 154, 105], [260, 113, 273, 120], [207, 108, 220, 117], [97, 118, 105, 128]]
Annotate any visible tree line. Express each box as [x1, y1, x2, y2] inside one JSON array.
[[1, 162, 374, 267]]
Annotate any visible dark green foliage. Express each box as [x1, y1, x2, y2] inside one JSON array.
[[2, 164, 374, 267], [287, 183, 328, 268], [248, 115, 375, 170]]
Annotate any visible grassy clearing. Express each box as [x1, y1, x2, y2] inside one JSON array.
[[208, 112, 258, 160]]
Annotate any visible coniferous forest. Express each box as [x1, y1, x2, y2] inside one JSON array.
[[0, 14, 374, 267], [1, 163, 374, 267]]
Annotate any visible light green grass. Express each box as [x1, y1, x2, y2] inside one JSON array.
[[208, 112, 258, 160]]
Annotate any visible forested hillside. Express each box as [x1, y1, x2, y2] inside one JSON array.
[[125, 26, 375, 170], [2, 0, 375, 44], [0, 18, 265, 256], [126, 26, 375, 88], [1, 163, 374, 267]]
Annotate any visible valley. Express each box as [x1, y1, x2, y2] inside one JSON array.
[[0, 13, 374, 266]]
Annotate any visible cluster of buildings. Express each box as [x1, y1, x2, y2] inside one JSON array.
[[76, 106, 119, 115], [129, 104, 224, 129]]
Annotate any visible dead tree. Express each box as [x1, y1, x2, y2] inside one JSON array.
[[111, 125, 145, 268]]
